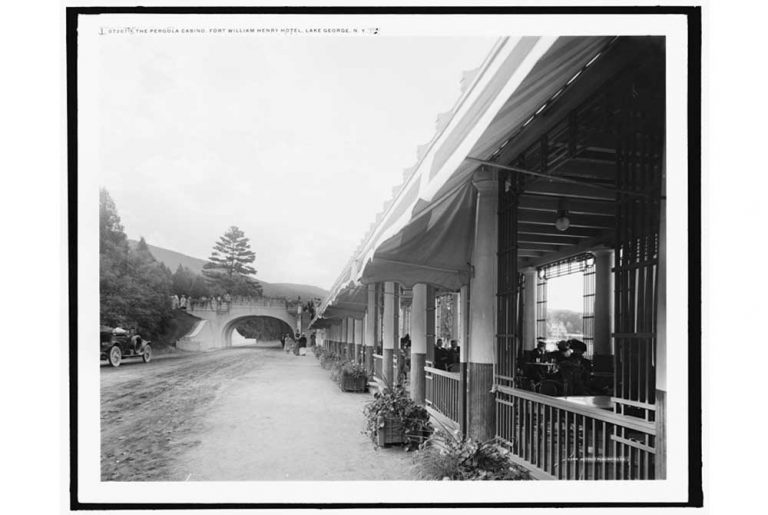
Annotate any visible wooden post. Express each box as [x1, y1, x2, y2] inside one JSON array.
[[364, 283, 376, 374], [655, 147, 667, 480], [410, 284, 428, 404], [382, 282, 396, 386], [354, 317, 363, 364], [593, 249, 613, 356], [458, 284, 470, 434], [467, 168, 498, 442], [346, 317, 355, 359]]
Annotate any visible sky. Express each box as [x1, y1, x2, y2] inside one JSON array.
[[546, 273, 584, 313], [96, 34, 495, 290]]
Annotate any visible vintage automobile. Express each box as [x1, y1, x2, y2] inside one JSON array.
[[100, 326, 152, 367]]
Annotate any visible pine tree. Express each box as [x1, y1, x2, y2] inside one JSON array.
[[203, 226, 263, 296]]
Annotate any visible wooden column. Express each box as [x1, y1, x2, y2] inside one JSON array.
[[655, 148, 667, 480], [467, 168, 498, 442], [354, 317, 363, 364], [346, 317, 355, 359], [382, 281, 397, 386], [426, 287, 436, 365], [593, 249, 613, 356], [410, 284, 428, 404], [458, 284, 470, 434], [364, 283, 376, 374]]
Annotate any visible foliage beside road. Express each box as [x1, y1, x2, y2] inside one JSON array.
[[100, 189, 173, 340]]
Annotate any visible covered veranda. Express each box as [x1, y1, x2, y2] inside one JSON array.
[[312, 35, 666, 481]]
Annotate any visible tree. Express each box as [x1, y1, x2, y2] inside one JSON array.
[[172, 264, 212, 298], [202, 226, 263, 296], [99, 189, 173, 338]]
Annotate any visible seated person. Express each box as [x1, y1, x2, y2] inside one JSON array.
[[434, 339, 448, 370], [552, 340, 588, 395], [523, 341, 551, 383], [567, 339, 594, 393], [448, 340, 460, 366], [528, 340, 549, 363]]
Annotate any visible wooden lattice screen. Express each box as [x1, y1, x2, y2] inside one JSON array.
[[535, 272, 547, 344], [496, 169, 524, 387], [612, 55, 665, 423], [582, 265, 596, 358]]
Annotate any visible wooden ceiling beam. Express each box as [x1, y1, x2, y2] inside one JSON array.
[[518, 233, 613, 269], [515, 242, 562, 252], [518, 195, 615, 216], [518, 234, 582, 246], [518, 210, 614, 229], [518, 223, 601, 238], [518, 250, 546, 258], [523, 180, 616, 201], [547, 158, 616, 181]]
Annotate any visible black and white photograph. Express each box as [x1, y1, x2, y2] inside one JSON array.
[[63, 4, 701, 509]]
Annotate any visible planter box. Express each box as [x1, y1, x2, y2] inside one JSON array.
[[376, 416, 404, 447], [339, 373, 368, 392]]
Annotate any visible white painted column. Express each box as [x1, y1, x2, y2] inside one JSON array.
[[458, 284, 470, 363], [410, 284, 428, 404], [364, 283, 376, 374], [347, 317, 355, 360], [354, 317, 363, 363], [382, 281, 396, 386], [467, 168, 498, 441]]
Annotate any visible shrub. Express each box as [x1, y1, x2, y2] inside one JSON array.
[[413, 424, 530, 480], [312, 345, 326, 359], [320, 352, 341, 370]]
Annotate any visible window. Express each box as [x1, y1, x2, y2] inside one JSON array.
[[536, 253, 596, 357]]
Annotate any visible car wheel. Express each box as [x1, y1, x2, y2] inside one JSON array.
[[109, 345, 121, 367], [142, 345, 152, 363]]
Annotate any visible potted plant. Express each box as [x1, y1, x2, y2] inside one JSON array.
[[338, 362, 368, 392], [413, 423, 530, 480], [363, 384, 431, 449]]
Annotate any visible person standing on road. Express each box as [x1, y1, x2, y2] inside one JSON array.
[[179, 294, 188, 311], [298, 333, 308, 356]]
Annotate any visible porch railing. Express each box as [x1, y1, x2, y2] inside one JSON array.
[[495, 385, 656, 480], [425, 366, 461, 424]]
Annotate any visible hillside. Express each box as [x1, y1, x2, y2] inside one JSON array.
[[128, 239, 328, 300]]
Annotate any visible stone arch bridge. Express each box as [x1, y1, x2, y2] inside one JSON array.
[[177, 298, 302, 351]]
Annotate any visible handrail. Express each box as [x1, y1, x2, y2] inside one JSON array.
[[424, 366, 460, 381], [496, 385, 655, 435]]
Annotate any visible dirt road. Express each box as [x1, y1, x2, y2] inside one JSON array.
[[101, 345, 418, 481]]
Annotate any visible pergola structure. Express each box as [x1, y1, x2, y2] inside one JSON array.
[[312, 35, 667, 480]]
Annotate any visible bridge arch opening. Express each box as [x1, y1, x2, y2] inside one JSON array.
[[223, 315, 294, 348]]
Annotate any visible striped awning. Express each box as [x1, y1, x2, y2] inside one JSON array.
[[322, 35, 612, 310]]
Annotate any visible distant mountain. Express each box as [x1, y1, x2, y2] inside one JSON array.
[[129, 240, 208, 274], [128, 239, 329, 300]]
